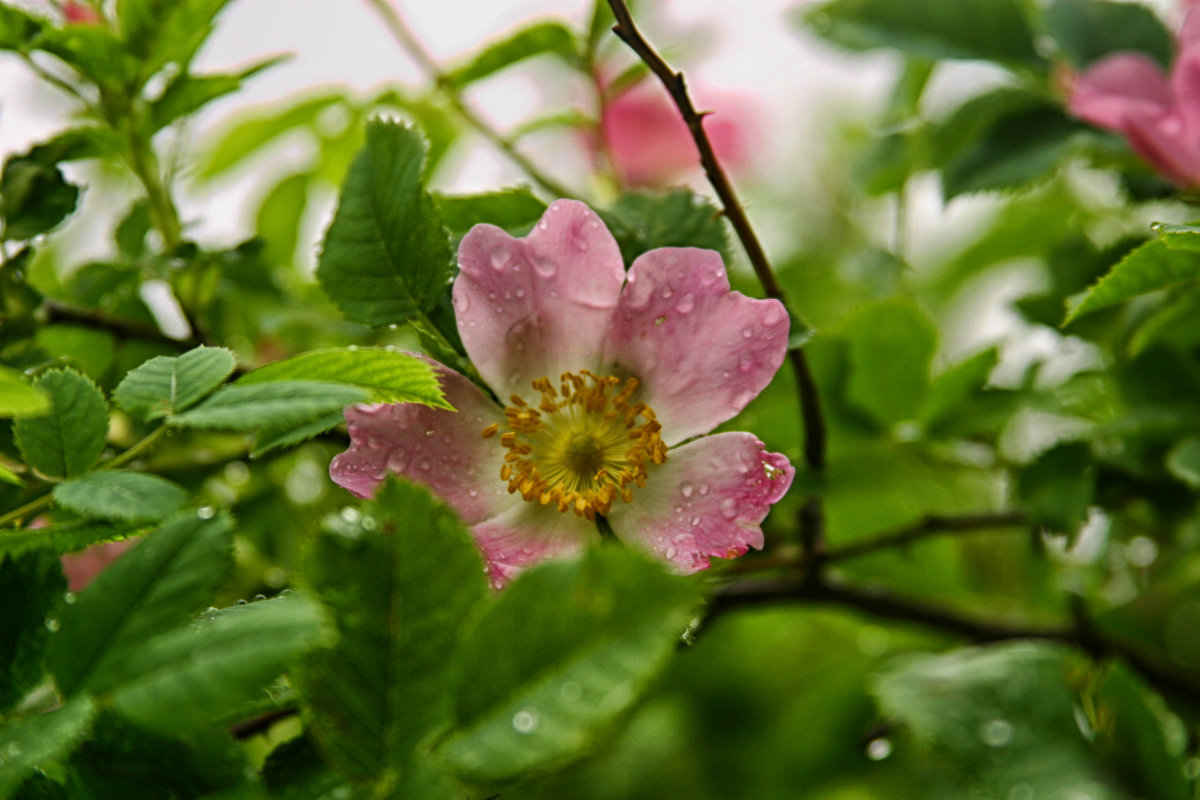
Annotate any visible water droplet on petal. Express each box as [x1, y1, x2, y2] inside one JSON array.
[[689, 516, 700, 526], [386, 449, 408, 471], [418, 459, 431, 471], [698, 483, 709, 495], [512, 709, 539, 733], [676, 294, 695, 314], [665, 546, 678, 559], [719, 498, 738, 520], [680, 481, 694, 498], [454, 293, 469, 312], [424, 428, 436, 437], [762, 305, 785, 326], [660, 286, 674, 299], [490, 248, 511, 270], [515, 287, 526, 298], [741, 327, 753, 338]]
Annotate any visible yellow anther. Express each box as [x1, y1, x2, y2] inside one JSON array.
[[482, 370, 668, 518]]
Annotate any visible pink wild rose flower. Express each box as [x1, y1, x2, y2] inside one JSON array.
[[600, 85, 755, 187], [61, 2, 101, 24], [330, 200, 794, 586], [1067, 7, 1200, 186]]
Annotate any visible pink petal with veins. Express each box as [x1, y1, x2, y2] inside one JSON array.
[[604, 247, 789, 445], [471, 501, 598, 588], [606, 432, 793, 573], [454, 200, 625, 399], [329, 363, 514, 526]]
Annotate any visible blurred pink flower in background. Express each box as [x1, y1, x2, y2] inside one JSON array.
[[61, 540, 133, 591], [598, 84, 757, 187], [61, 1, 101, 24], [1067, 7, 1200, 187]]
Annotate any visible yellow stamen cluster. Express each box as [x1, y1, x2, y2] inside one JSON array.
[[482, 370, 668, 519]]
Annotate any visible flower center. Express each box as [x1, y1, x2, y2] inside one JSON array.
[[482, 370, 668, 519]]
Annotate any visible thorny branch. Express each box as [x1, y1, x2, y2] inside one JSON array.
[[604, 0, 828, 566]]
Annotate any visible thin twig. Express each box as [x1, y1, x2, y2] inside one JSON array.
[[824, 511, 1030, 563], [42, 301, 203, 349], [708, 574, 1200, 705], [366, 0, 580, 200], [604, 0, 828, 560]]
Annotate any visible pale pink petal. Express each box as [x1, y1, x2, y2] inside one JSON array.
[[1170, 44, 1200, 138], [1122, 110, 1200, 184], [329, 364, 515, 526], [453, 200, 626, 399], [603, 248, 789, 445], [1180, 6, 1200, 51], [1067, 53, 1172, 129], [607, 432, 793, 573], [471, 501, 598, 588]]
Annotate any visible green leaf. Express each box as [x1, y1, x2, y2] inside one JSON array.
[[47, 510, 233, 696], [939, 100, 1082, 199], [0, 520, 144, 560], [35, 325, 116, 381], [237, 348, 449, 407], [1064, 239, 1200, 324], [0, 150, 80, 241], [1153, 221, 1200, 252], [249, 411, 347, 458], [261, 735, 351, 800], [112, 345, 236, 421], [442, 21, 577, 88], [110, 593, 330, 735], [1088, 663, 1191, 800], [1166, 437, 1200, 488], [148, 55, 288, 132], [12, 368, 108, 479], [169, 381, 368, 431], [800, 0, 1041, 65], [435, 188, 548, 234], [0, 698, 96, 798], [1044, 0, 1173, 69], [599, 190, 730, 266], [32, 25, 136, 92], [437, 546, 698, 787], [0, 5, 45, 50], [198, 92, 346, 180], [873, 643, 1123, 799], [297, 480, 486, 785], [64, 713, 253, 799], [843, 299, 938, 427], [921, 347, 998, 430], [1016, 442, 1093, 532], [116, 0, 233, 81], [316, 119, 454, 327], [0, 550, 66, 710], [0, 365, 49, 418], [52, 471, 188, 523], [255, 170, 312, 269]]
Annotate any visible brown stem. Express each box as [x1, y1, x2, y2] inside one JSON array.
[[708, 575, 1200, 705], [824, 511, 1030, 563], [42, 301, 204, 349], [604, 0, 828, 560]]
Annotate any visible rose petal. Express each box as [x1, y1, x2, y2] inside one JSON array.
[[454, 200, 626, 399], [1171, 43, 1200, 138], [329, 363, 515, 526], [471, 501, 597, 588], [61, 539, 135, 591], [606, 432, 793, 574], [1068, 53, 1172, 130], [1122, 110, 1200, 185], [603, 247, 789, 445]]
